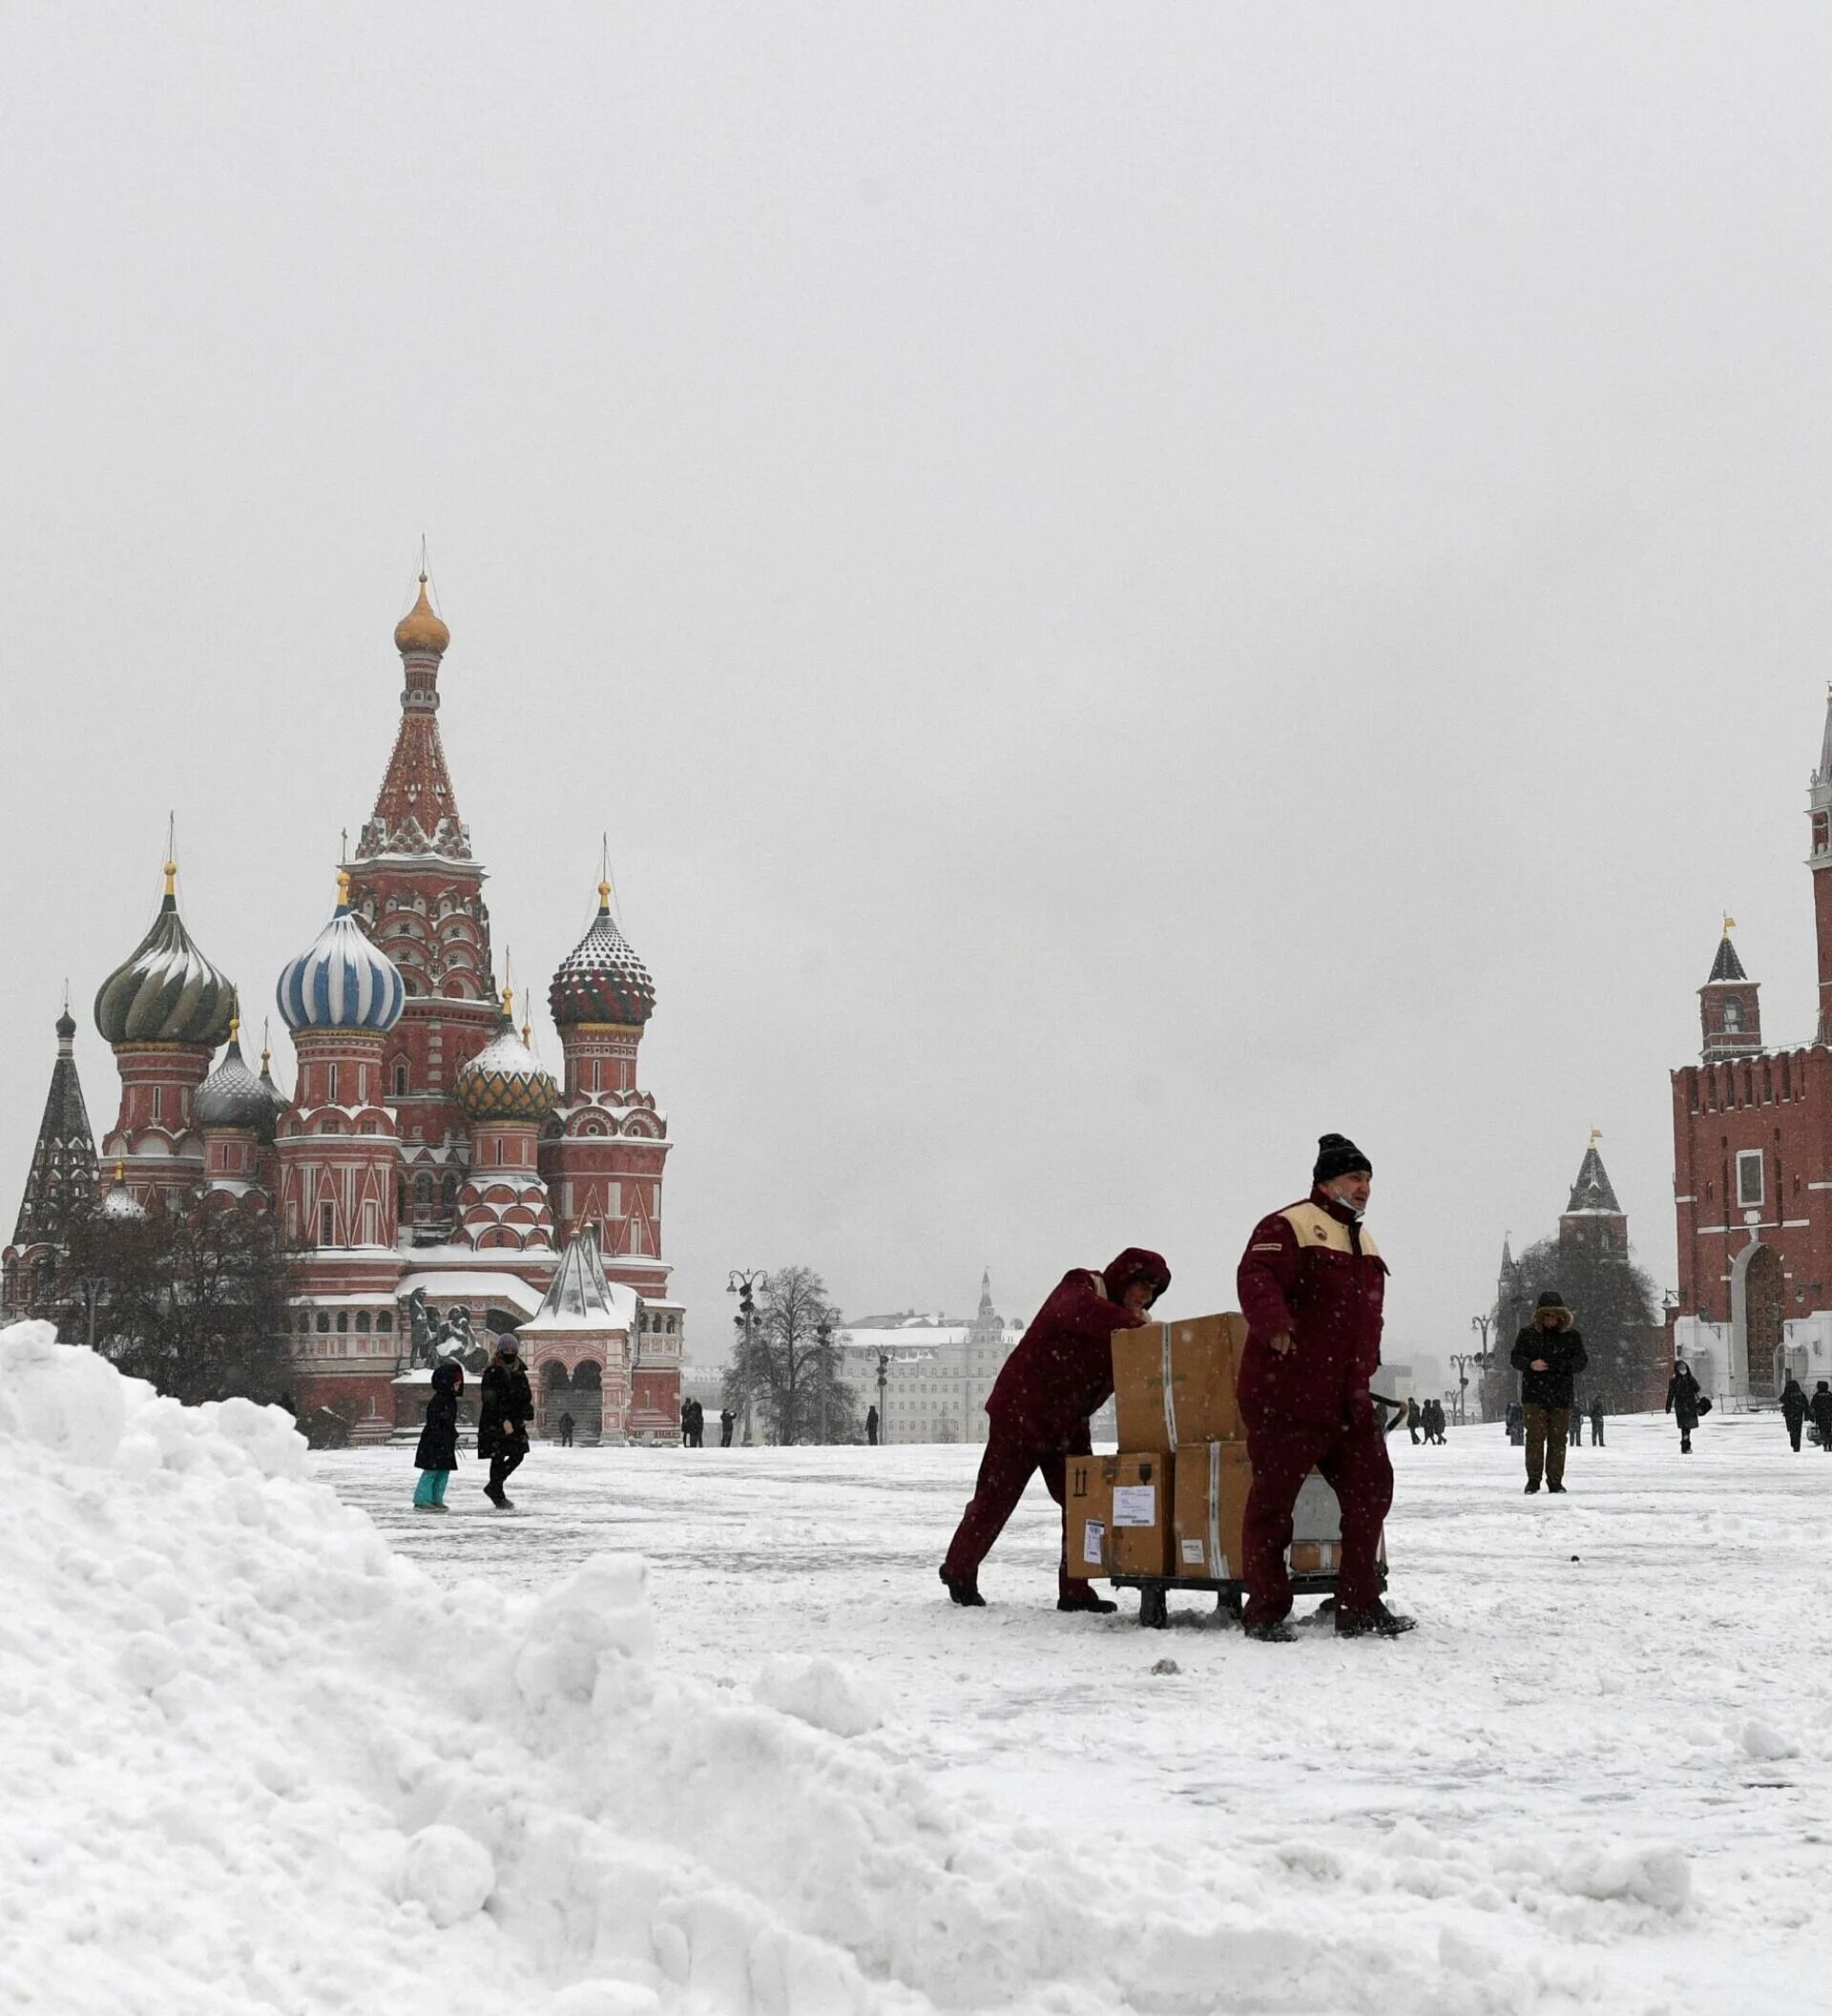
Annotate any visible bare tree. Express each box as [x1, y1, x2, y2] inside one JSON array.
[[722, 1265, 860, 1444], [64, 1193, 299, 1406]]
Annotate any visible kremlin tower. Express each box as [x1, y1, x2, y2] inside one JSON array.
[[2, 572, 685, 1441]]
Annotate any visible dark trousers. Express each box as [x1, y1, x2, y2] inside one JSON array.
[[489, 1438, 527, 1495], [1569, 1414, 1583, 1446], [1407, 1424, 1420, 1444], [1241, 1413, 1393, 1627], [560, 1425, 573, 1446], [943, 1419, 1090, 1599], [1523, 1405, 1569, 1487], [720, 1424, 734, 1446], [1590, 1420, 1604, 1445], [1786, 1419, 1802, 1450]]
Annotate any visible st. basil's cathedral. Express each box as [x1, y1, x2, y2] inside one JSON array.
[[2, 576, 683, 1443]]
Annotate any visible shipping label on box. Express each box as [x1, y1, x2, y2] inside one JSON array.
[[1064, 1455, 1117, 1578], [1170, 1440, 1253, 1581], [1110, 1455, 1171, 1575], [1114, 1313, 1246, 1453]]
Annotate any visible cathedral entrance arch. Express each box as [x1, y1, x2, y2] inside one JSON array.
[[1735, 1243, 1785, 1402]]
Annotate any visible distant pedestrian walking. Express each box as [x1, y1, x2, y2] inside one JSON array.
[[1666, 1360, 1706, 1454], [718, 1408, 736, 1447], [1569, 1404, 1583, 1448], [1589, 1399, 1605, 1447], [479, 1335, 533, 1508], [1426, 1399, 1447, 1444], [688, 1398, 705, 1447], [1511, 1291, 1588, 1494], [1810, 1381, 1832, 1453], [1780, 1376, 1808, 1452], [1506, 1401, 1524, 1447], [1405, 1397, 1422, 1444], [865, 1404, 880, 1446], [557, 1409, 574, 1448], [412, 1360, 464, 1512], [681, 1401, 693, 1447]]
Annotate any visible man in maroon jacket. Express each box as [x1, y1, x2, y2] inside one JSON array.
[[1236, 1135, 1413, 1642], [941, 1248, 1171, 1612]]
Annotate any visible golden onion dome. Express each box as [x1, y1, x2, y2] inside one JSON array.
[[393, 572, 450, 657], [456, 990, 558, 1124]]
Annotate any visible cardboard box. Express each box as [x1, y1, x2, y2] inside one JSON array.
[[1063, 1452, 1173, 1578], [1114, 1313, 1246, 1453], [1170, 1440, 1253, 1580]]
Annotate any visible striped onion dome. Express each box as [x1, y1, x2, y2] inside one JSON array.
[[196, 1021, 282, 1139], [94, 863, 236, 1048], [276, 873, 406, 1033], [549, 882, 656, 1028], [457, 992, 558, 1122]]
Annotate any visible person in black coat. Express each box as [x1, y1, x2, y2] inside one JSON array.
[[1405, 1397, 1422, 1444], [1810, 1380, 1832, 1454], [412, 1359, 464, 1511], [479, 1334, 534, 1508], [865, 1404, 880, 1446], [1510, 1291, 1588, 1493], [1505, 1400, 1524, 1446], [1589, 1398, 1606, 1447], [1780, 1376, 1808, 1452], [1666, 1360, 1705, 1453], [719, 1408, 736, 1447]]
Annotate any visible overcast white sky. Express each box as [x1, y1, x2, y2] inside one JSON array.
[[6, 5, 1832, 1365]]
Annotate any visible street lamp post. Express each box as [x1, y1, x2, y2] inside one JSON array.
[[815, 1319, 832, 1444], [1448, 1347, 1489, 1425], [726, 1268, 765, 1445], [877, 1351, 889, 1447], [77, 1273, 107, 1354]]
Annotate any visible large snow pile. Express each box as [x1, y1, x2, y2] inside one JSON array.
[[3, 1320, 1723, 2015]]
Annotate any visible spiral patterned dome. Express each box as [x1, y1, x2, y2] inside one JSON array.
[[457, 995, 558, 1122], [277, 874, 406, 1033], [549, 883, 656, 1028], [94, 864, 237, 1048], [196, 1022, 283, 1139]]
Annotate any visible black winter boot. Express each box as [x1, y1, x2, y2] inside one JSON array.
[[1057, 1591, 1118, 1614], [940, 1567, 985, 1608], [1243, 1618, 1298, 1643], [1335, 1599, 1417, 1638]]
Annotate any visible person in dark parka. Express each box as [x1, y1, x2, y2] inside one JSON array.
[[718, 1408, 736, 1447], [1405, 1396, 1422, 1444], [1589, 1397, 1606, 1447], [865, 1404, 880, 1446], [1666, 1360, 1704, 1453], [941, 1247, 1170, 1612], [1510, 1292, 1588, 1493], [479, 1334, 534, 1507], [412, 1359, 464, 1511], [1236, 1135, 1412, 1641], [1780, 1376, 1808, 1452], [1809, 1380, 1832, 1453]]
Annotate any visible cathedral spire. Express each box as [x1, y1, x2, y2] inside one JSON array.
[[356, 569, 468, 862], [9, 1005, 97, 1249]]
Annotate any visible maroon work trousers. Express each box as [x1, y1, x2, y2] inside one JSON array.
[[943, 1418, 1092, 1600], [1241, 1411, 1393, 1627]]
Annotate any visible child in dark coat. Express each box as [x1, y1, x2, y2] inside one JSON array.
[[413, 1359, 464, 1510]]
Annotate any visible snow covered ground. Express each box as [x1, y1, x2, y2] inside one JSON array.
[[9, 1313, 1832, 2015]]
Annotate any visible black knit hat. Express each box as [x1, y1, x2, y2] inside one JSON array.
[[1534, 1291, 1565, 1312], [1313, 1133, 1372, 1185]]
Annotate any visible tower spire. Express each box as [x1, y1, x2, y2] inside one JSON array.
[[357, 570, 466, 861]]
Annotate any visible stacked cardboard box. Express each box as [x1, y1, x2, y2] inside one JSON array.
[[1071, 1311, 1364, 1586]]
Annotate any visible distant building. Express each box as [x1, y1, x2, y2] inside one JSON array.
[[1666, 703, 1832, 1405], [842, 1272, 1024, 1444], [1, 575, 684, 1441]]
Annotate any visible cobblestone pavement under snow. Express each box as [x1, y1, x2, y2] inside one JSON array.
[[317, 1408, 1832, 2014]]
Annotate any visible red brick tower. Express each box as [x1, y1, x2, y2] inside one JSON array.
[[543, 879, 670, 1291], [454, 987, 559, 1250], [274, 871, 407, 1262], [94, 859, 237, 1212], [1560, 1131, 1630, 1260], [344, 575, 499, 1237], [1700, 918, 1762, 1059]]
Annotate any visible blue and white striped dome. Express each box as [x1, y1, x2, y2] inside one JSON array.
[[277, 875, 406, 1032]]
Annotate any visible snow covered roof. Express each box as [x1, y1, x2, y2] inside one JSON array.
[[394, 1269, 547, 1318], [1564, 1141, 1623, 1216], [519, 1225, 637, 1334]]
